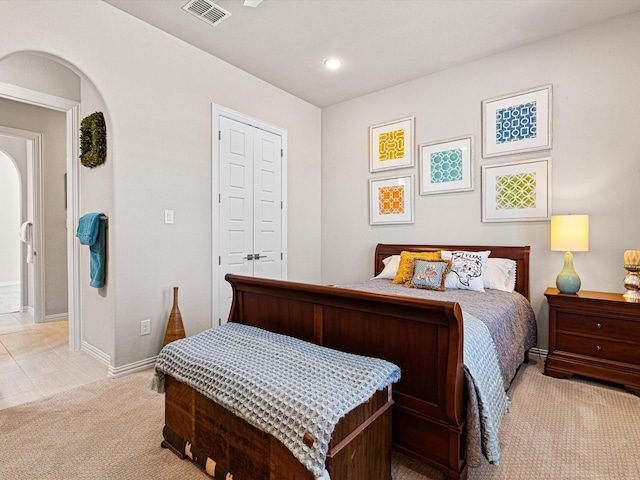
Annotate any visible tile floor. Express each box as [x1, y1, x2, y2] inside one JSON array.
[[0, 312, 108, 410], [0, 283, 20, 315]]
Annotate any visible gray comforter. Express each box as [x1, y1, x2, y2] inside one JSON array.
[[340, 279, 538, 466]]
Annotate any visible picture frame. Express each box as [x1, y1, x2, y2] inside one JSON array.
[[419, 135, 474, 195], [482, 85, 552, 158], [369, 116, 414, 172], [369, 174, 414, 225], [481, 157, 552, 223]]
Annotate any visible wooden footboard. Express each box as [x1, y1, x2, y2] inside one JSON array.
[[226, 274, 467, 479]]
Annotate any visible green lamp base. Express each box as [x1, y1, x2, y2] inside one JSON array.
[[556, 251, 581, 294]]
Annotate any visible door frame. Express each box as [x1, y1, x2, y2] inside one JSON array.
[[212, 104, 288, 327], [0, 81, 81, 350]]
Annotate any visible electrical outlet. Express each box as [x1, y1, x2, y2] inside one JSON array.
[[164, 209, 174, 224], [141, 319, 151, 336]]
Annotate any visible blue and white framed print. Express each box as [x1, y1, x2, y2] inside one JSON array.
[[419, 135, 474, 195], [482, 85, 552, 158]]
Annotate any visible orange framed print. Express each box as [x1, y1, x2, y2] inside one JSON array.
[[369, 117, 415, 172], [369, 175, 414, 225]]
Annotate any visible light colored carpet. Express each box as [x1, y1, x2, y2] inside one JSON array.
[[0, 360, 638, 479]]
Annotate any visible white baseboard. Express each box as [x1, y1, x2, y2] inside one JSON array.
[[81, 341, 110, 365], [45, 312, 69, 322], [0, 281, 19, 287], [80, 341, 156, 378], [108, 356, 157, 378], [528, 347, 548, 360]]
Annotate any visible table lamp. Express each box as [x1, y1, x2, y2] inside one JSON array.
[[550, 215, 589, 294]]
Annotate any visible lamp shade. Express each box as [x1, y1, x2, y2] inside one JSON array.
[[550, 215, 589, 252]]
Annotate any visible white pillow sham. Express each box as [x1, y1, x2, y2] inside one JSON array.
[[373, 255, 401, 279], [483, 258, 517, 292]]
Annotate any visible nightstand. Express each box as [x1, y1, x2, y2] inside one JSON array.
[[544, 288, 640, 395]]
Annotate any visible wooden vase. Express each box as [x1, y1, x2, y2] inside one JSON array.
[[163, 286, 186, 346]]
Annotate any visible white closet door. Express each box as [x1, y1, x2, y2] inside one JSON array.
[[252, 126, 282, 280], [217, 115, 284, 324], [219, 116, 255, 321]]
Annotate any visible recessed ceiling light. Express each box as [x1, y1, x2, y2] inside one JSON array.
[[323, 58, 343, 70]]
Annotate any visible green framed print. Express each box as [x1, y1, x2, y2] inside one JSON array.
[[481, 157, 552, 222]]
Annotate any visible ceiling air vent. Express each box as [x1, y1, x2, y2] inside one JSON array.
[[182, 0, 231, 27]]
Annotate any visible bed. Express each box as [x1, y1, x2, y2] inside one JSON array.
[[159, 243, 536, 480]]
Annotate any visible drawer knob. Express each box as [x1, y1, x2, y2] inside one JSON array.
[[595, 345, 602, 351], [596, 323, 602, 329]]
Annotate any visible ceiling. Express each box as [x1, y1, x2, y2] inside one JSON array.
[[104, 0, 640, 108]]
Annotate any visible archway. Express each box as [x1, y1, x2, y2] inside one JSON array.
[[0, 51, 108, 352]]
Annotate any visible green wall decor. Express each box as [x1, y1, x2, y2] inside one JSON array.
[[80, 111, 107, 168]]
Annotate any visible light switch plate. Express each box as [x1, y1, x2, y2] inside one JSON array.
[[141, 319, 151, 335], [164, 209, 174, 224]]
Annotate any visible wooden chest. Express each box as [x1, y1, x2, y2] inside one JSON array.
[[163, 374, 394, 480]]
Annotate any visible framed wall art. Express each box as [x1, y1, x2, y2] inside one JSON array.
[[481, 157, 552, 223], [369, 116, 414, 172], [482, 85, 552, 158], [419, 135, 473, 195], [369, 175, 414, 225]]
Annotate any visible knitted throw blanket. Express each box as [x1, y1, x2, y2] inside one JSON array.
[[463, 312, 510, 464], [154, 323, 401, 480]]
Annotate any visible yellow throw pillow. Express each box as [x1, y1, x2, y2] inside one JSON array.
[[392, 250, 442, 284]]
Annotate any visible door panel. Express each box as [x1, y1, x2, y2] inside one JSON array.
[[253, 127, 282, 280], [218, 116, 283, 324], [219, 117, 254, 320]]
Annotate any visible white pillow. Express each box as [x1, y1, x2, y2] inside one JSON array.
[[483, 258, 517, 292], [373, 255, 401, 279], [441, 250, 490, 291]]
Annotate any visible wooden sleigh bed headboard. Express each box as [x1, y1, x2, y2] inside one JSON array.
[[374, 244, 531, 300], [225, 244, 531, 480]]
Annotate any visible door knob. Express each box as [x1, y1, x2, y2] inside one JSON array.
[[243, 254, 254, 260]]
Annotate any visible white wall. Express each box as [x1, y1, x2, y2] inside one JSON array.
[[78, 73, 113, 357], [321, 13, 640, 351], [0, 53, 80, 102], [0, 152, 20, 285], [0, 0, 321, 371]]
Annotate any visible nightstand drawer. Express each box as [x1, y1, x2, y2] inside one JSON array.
[[556, 312, 640, 342], [556, 333, 640, 364]]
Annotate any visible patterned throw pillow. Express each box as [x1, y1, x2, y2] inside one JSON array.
[[442, 250, 490, 291], [392, 250, 442, 284], [407, 259, 451, 291]]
